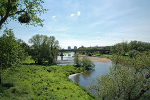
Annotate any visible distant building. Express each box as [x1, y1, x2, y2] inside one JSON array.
[[68, 46, 71, 50], [74, 46, 77, 49]]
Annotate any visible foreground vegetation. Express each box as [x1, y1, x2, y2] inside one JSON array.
[[88, 50, 150, 99], [0, 57, 98, 100]]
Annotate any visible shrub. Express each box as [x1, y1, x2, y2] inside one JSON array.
[[82, 57, 95, 69], [128, 50, 139, 58], [74, 54, 82, 67], [74, 54, 95, 69]]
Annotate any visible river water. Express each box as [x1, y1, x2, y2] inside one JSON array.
[[57, 52, 112, 96]]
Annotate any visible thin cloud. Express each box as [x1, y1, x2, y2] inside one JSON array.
[[77, 11, 81, 16], [71, 14, 75, 17], [53, 16, 56, 18]]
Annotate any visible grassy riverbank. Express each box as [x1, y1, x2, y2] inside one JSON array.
[[0, 57, 99, 100]]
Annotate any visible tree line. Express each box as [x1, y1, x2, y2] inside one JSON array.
[[78, 41, 150, 57], [111, 41, 150, 57]]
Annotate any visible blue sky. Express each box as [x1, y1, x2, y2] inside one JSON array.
[[1, 0, 150, 49]]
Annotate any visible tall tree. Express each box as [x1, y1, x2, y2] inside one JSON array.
[[111, 42, 128, 56], [48, 36, 59, 64], [29, 35, 60, 64], [0, 29, 25, 83], [0, 0, 47, 28]]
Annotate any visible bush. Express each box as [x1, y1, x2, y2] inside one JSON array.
[[82, 57, 95, 69], [74, 54, 95, 69], [74, 54, 82, 67], [128, 50, 139, 58]]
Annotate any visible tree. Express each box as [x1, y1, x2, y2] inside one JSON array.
[[111, 42, 128, 56], [29, 34, 60, 64], [0, 0, 47, 28], [17, 39, 30, 57], [47, 36, 59, 64], [88, 52, 150, 100], [82, 56, 95, 69], [74, 54, 95, 69], [74, 54, 82, 67], [0, 29, 25, 83]]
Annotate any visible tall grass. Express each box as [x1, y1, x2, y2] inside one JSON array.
[[1, 57, 99, 100]]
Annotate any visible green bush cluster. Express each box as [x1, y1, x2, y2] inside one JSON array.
[[74, 54, 95, 69]]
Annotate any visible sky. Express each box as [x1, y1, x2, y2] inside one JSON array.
[[0, 0, 150, 49]]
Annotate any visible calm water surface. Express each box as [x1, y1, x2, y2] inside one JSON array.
[[57, 52, 112, 96]]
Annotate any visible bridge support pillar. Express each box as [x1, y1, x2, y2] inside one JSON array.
[[74, 51, 77, 54], [61, 56, 63, 60], [60, 52, 64, 56], [60, 52, 64, 60]]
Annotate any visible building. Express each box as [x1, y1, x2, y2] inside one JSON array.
[[74, 46, 77, 49], [68, 46, 71, 50]]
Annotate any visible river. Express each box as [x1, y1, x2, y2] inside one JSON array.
[[57, 52, 112, 96]]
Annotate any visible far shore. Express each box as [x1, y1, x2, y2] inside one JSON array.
[[73, 55, 111, 62]]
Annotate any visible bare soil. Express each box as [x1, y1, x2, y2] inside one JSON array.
[[73, 55, 111, 62]]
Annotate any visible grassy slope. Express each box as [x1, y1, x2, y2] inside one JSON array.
[[0, 57, 99, 100]]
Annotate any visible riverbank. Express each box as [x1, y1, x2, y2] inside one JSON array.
[[69, 71, 85, 79], [1, 57, 99, 100], [74, 55, 111, 62]]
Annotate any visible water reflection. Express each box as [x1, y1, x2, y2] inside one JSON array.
[[74, 69, 95, 83], [57, 52, 74, 65], [61, 56, 63, 60], [82, 69, 95, 79], [74, 74, 80, 83]]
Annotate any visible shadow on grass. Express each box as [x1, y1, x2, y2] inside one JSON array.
[[22, 62, 57, 66], [0, 83, 14, 93]]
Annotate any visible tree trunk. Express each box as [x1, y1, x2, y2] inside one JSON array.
[[0, 66, 1, 84], [0, 0, 11, 27], [38, 59, 42, 65]]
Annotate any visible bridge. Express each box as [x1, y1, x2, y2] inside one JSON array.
[[59, 49, 110, 56]]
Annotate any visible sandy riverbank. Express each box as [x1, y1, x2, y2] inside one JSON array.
[[74, 55, 111, 62], [69, 72, 84, 78]]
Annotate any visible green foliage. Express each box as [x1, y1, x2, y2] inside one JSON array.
[[29, 34, 60, 64], [89, 51, 150, 100], [1, 57, 98, 99], [74, 54, 95, 69], [0, 29, 26, 69], [0, 0, 48, 28], [17, 39, 31, 57], [74, 54, 82, 67], [82, 57, 95, 69], [111, 41, 150, 57], [111, 41, 128, 56], [128, 50, 139, 58], [128, 40, 150, 52], [100, 54, 112, 59]]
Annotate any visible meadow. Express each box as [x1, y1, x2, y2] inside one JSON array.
[[0, 57, 99, 100]]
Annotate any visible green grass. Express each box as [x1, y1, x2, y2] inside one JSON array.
[[1, 57, 99, 100], [99, 54, 112, 59]]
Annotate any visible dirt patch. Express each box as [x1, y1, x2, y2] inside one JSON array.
[[73, 55, 111, 62]]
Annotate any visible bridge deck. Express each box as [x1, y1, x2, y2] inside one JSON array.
[[59, 49, 110, 52]]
